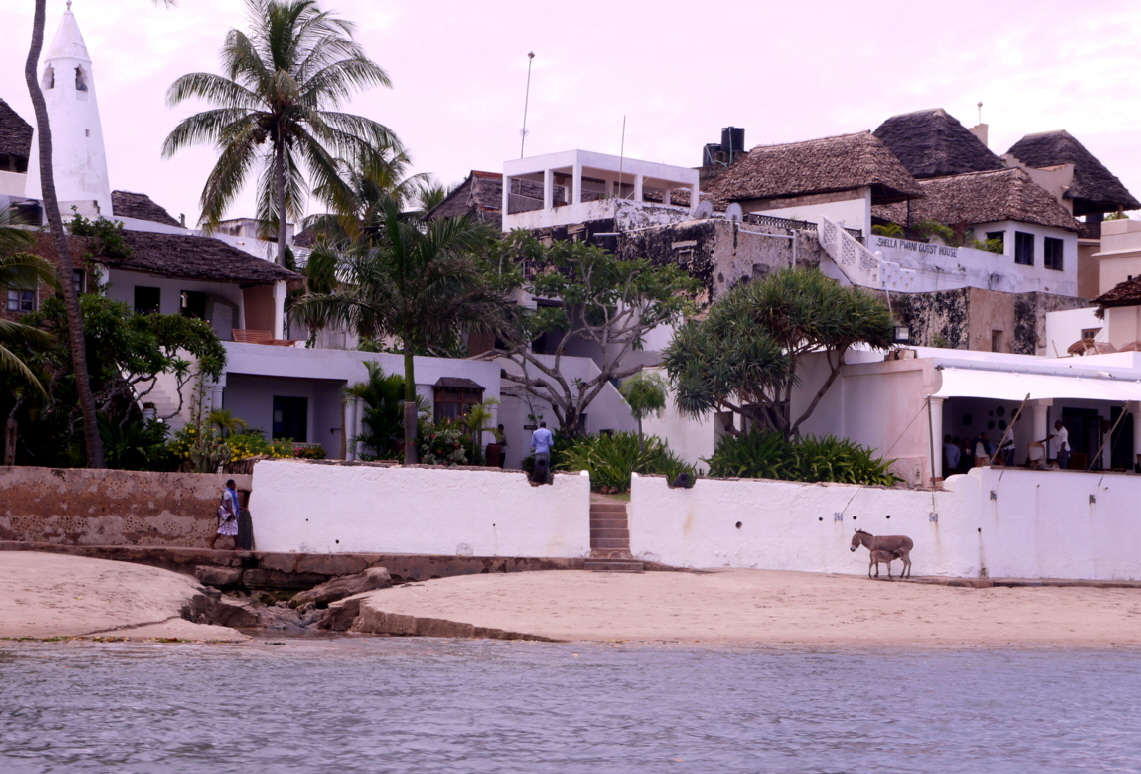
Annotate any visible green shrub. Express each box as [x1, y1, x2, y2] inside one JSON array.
[[559, 431, 696, 493], [706, 431, 898, 486]]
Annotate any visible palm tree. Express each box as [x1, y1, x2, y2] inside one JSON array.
[[293, 204, 511, 463], [22, 1, 105, 465], [163, 0, 398, 265], [0, 205, 58, 393]]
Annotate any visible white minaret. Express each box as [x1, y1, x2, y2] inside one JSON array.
[[25, 1, 112, 220]]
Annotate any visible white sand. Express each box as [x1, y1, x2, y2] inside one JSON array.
[[357, 568, 1141, 646], [0, 552, 247, 642]]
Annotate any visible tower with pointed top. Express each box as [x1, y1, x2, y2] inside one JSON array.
[[25, 1, 112, 219]]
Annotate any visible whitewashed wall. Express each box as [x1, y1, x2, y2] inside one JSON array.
[[249, 460, 591, 557], [629, 467, 1141, 580]]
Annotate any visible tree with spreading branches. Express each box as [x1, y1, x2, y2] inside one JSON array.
[[163, 0, 398, 265], [484, 234, 699, 436], [664, 267, 893, 440]]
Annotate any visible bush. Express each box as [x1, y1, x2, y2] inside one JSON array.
[[558, 431, 696, 493], [417, 421, 468, 466], [706, 431, 898, 486], [292, 444, 327, 460]]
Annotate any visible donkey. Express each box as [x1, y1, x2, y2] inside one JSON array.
[[867, 548, 905, 579], [850, 529, 914, 579]]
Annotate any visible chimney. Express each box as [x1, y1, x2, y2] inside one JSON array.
[[969, 123, 989, 147]]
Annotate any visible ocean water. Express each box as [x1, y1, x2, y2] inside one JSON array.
[[1, 638, 1139, 773]]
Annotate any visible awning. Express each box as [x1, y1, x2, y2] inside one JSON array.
[[932, 367, 1141, 403]]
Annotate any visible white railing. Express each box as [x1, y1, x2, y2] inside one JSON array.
[[819, 215, 880, 288]]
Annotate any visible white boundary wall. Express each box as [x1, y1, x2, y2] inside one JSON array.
[[249, 460, 591, 557], [629, 468, 1141, 580]]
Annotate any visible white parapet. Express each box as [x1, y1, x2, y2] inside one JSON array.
[[249, 460, 591, 557]]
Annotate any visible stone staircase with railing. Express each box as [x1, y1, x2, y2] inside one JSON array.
[[818, 215, 882, 289], [584, 497, 644, 572]]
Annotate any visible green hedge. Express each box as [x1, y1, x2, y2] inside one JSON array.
[[706, 431, 898, 486], [557, 431, 695, 493]]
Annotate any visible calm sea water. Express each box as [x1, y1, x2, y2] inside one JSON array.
[[1, 638, 1139, 774]]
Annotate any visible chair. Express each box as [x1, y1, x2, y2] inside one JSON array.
[[1027, 441, 1045, 467], [232, 329, 275, 344]]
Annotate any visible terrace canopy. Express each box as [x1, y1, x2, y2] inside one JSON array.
[[931, 367, 1141, 403]]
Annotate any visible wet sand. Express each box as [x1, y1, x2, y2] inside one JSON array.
[[353, 568, 1141, 646], [0, 552, 246, 641]]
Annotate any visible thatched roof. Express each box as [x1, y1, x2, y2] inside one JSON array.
[[101, 230, 301, 285], [0, 98, 32, 161], [703, 131, 924, 206], [424, 170, 567, 222], [111, 191, 181, 228], [873, 108, 1004, 179], [1094, 277, 1141, 310], [1006, 130, 1140, 215], [872, 168, 1081, 232]]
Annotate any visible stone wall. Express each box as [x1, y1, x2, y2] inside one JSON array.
[[0, 467, 250, 547]]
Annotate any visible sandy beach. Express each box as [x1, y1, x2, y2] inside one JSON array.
[[353, 568, 1141, 646], [0, 552, 246, 641]]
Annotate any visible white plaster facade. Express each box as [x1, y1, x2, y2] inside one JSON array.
[[24, 4, 112, 219], [502, 149, 698, 231], [248, 460, 591, 557], [629, 466, 1141, 580]]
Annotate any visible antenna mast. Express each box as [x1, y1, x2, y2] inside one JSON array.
[[520, 52, 535, 158]]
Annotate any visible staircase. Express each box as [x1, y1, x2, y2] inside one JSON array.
[[584, 497, 644, 573]]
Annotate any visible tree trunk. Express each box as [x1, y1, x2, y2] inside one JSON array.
[[25, 0, 105, 468], [402, 346, 418, 464], [275, 139, 287, 266]]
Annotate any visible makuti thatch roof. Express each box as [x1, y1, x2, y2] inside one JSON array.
[[1006, 130, 1140, 216], [425, 170, 567, 223], [704, 131, 923, 206], [872, 167, 1081, 232], [111, 191, 182, 228], [873, 108, 1004, 179], [104, 230, 302, 285], [0, 97, 32, 163], [1094, 276, 1141, 311]]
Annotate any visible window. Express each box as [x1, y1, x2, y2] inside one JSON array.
[[75, 66, 88, 92], [72, 269, 86, 295], [6, 289, 35, 313], [1044, 237, 1064, 271], [985, 231, 1004, 251], [433, 378, 484, 422], [991, 330, 1004, 353], [1014, 232, 1034, 265], [134, 286, 160, 315], [273, 396, 307, 442], [1081, 328, 1101, 341], [41, 65, 54, 90]]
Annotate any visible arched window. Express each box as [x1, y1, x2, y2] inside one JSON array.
[[75, 66, 88, 92], [41, 65, 54, 90]]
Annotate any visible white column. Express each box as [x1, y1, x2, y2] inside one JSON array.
[[343, 397, 357, 460], [1032, 400, 1052, 460], [571, 161, 582, 205], [663, 189, 672, 206], [352, 396, 365, 460], [543, 169, 553, 210], [929, 396, 945, 482], [690, 183, 699, 213], [272, 279, 286, 341], [634, 174, 644, 203], [501, 175, 511, 232]]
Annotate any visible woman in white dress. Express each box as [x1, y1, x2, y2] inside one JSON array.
[[209, 479, 241, 550]]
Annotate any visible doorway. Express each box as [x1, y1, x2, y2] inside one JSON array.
[[273, 396, 308, 442]]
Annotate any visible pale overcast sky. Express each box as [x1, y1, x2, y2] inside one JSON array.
[[2, 0, 1140, 225]]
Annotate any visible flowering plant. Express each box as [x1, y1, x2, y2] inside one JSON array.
[[416, 421, 468, 466]]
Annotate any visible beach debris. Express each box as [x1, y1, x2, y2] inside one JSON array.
[[289, 566, 392, 609]]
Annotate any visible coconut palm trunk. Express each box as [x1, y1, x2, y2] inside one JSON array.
[[23, 0, 105, 467], [402, 345, 418, 464], [275, 137, 287, 265]]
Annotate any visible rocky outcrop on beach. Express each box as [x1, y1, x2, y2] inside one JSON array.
[[289, 566, 392, 608]]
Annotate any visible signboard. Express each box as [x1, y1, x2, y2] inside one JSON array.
[[870, 235, 958, 260]]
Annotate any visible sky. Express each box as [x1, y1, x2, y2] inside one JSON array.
[[2, 0, 1140, 226]]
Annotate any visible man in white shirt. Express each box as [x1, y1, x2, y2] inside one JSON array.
[[1046, 420, 1070, 469]]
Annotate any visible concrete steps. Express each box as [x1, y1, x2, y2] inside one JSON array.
[[588, 499, 642, 572]]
